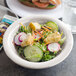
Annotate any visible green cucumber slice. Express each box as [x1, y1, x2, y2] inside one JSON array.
[[24, 45, 43, 62], [46, 21, 58, 32]]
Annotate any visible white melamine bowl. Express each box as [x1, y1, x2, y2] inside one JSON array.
[[3, 15, 73, 69]]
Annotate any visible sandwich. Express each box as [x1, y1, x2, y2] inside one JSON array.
[[19, 0, 61, 9]]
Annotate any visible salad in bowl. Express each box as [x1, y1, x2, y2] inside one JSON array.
[[3, 16, 73, 69], [14, 21, 66, 62]]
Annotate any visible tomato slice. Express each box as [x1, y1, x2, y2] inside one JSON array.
[[32, 0, 49, 8]]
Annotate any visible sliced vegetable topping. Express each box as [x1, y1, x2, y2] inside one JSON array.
[[24, 45, 43, 62], [47, 43, 60, 52], [46, 21, 58, 32], [14, 34, 22, 45], [18, 33, 27, 42], [42, 26, 51, 32]]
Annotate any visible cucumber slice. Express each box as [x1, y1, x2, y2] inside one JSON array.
[[46, 21, 58, 32], [24, 45, 43, 62]]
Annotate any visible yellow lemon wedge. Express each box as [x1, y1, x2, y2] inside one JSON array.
[[29, 22, 41, 31]]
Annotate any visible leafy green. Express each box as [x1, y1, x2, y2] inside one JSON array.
[[41, 43, 47, 52], [19, 26, 26, 32], [58, 37, 66, 46], [47, 5, 55, 8], [42, 31, 52, 39], [19, 26, 32, 33], [41, 24, 46, 27], [16, 46, 25, 56], [34, 38, 38, 41], [34, 42, 41, 48], [42, 51, 55, 61], [26, 25, 32, 33], [54, 51, 58, 54], [61, 31, 63, 37], [34, 42, 47, 52]]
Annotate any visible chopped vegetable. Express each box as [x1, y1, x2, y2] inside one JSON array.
[[24, 45, 43, 62], [42, 51, 55, 61], [20, 23, 26, 30], [34, 42, 47, 52], [58, 37, 66, 46], [19, 23, 32, 33], [19, 26, 26, 32], [46, 21, 58, 32], [42, 26, 51, 32], [18, 32, 27, 42], [14, 33, 22, 45], [34, 33, 40, 40], [47, 43, 60, 52], [42, 31, 52, 39], [26, 25, 32, 33]]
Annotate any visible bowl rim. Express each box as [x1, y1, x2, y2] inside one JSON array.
[[3, 15, 73, 69]]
